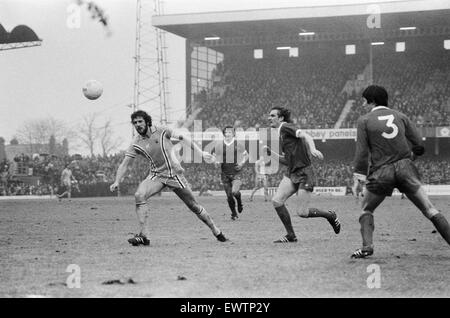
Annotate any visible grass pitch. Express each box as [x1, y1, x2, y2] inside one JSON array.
[[1, 195, 449, 297]]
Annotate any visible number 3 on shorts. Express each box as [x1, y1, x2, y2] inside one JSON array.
[[378, 114, 398, 139]]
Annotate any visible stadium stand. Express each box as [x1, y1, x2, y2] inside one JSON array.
[[2, 6, 449, 197], [196, 51, 366, 129], [341, 50, 450, 128]]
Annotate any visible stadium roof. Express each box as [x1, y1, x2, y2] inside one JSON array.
[[0, 24, 42, 51], [153, 0, 450, 44]]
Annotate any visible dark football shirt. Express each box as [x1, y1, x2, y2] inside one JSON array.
[[353, 106, 423, 175], [279, 122, 311, 174], [212, 139, 246, 175]]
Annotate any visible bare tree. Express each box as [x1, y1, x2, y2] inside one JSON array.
[[99, 119, 123, 156], [15, 117, 72, 148], [78, 113, 99, 157]]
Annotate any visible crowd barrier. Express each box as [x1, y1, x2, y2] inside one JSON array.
[[190, 185, 450, 197], [71, 182, 120, 197], [2, 185, 450, 199], [264, 186, 347, 196], [392, 185, 450, 196]]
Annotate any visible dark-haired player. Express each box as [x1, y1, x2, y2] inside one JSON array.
[[351, 85, 450, 258], [211, 126, 248, 220], [110, 110, 227, 246], [265, 107, 341, 243]]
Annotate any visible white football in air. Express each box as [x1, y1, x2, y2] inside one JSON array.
[[83, 79, 103, 100]]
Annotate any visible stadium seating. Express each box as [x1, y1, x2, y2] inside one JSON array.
[[341, 50, 450, 128], [193, 46, 449, 130], [196, 53, 366, 129]]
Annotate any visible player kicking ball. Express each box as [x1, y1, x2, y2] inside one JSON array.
[[351, 85, 450, 258], [266, 107, 341, 243], [110, 110, 228, 246]]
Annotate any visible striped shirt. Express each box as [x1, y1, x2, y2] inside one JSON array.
[[125, 125, 180, 178]]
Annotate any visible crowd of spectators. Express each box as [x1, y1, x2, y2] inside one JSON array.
[[1, 152, 448, 196], [192, 47, 449, 130], [186, 157, 449, 190], [342, 50, 450, 128], [417, 158, 450, 185], [0, 153, 151, 196], [196, 53, 366, 130]]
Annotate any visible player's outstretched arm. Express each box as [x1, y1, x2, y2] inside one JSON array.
[[297, 131, 323, 160], [243, 150, 249, 164], [110, 156, 132, 192], [208, 140, 220, 166], [236, 150, 249, 170], [404, 115, 425, 158], [254, 159, 260, 174], [177, 131, 214, 163]]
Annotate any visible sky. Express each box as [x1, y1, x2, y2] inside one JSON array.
[[0, 0, 414, 155], [0, 0, 187, 155]]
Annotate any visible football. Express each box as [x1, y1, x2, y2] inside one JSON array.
[[82, 79, 103, 100]]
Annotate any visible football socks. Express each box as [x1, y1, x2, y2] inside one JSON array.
[[430, 213, 450, 245], [275, 205, 295, 238]]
